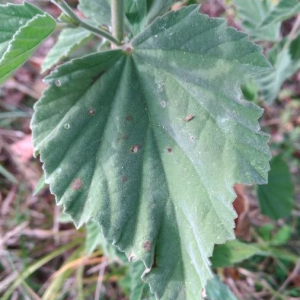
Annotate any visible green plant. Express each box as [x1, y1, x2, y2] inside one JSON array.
[[0, 0, 299, 299]]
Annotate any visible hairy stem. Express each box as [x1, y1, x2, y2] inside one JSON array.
[[51, 0, 122, 46], [111, 0, 124, 43]]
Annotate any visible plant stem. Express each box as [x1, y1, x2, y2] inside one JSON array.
[[111, 0, 124, 43], [51, 0, 122, 46]]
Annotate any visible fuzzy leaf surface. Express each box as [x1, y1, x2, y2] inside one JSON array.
[[129, 261, 155, 300], [0, 3, 55, 84], [42, 27, 92, 73], [233, 0, 280, 41], [32, 6, 270, 300], [206, 276, 237, 300]]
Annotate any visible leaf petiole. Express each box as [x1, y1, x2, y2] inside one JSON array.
[[111, 0, 124, 43], [51, 0, 123, 46]]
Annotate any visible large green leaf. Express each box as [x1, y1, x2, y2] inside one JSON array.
[[233, 0, 280, 41], [257, 155, 294, 220], [261, 0, 300, 27], [78, 0, 172, 36], [0, 2, 55, 84], [42, 27, 92, 73], [257, 35, 300, 103], [32, 6, 271, 300]]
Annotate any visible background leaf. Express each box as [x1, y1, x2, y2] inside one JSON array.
[[211, 240, 261, 268], [85, 221, 101, 255], [261, 0, 300, 27], [32, 6, 271, 299], [233, 0, 280, 41], [0, 2, 42, 58], [42, 27, 92, 73], [124, 0, 172, 35], [78, 0, 111, 25], [256, 35, 300, 103], [257, 155, 294, 220], [0, 3, 55, 84], [78, 0, 172, 36], [270, 225, 292, 246]]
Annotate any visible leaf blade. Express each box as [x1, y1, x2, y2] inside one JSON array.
[[42, 27, 92, 73], [233, 0, 280, 41], [32, 6, 271, 300], [256, 34, 300, 103], [0, 2, 42, 58], [0, 10, 56, 83], [257, 155, 294, 220], [261, 0, 300, 27]]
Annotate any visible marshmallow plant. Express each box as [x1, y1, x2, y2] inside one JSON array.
[[0, 1, 271, 299]]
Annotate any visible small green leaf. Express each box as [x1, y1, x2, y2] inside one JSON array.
[[257, 156, 294, 220], [78, 0, 111, 25], [42, 27, 92, 72], [256, 35, 300, 103], [0, 2, 41, 58], [211, 240, 260, 268], [0, 3, 56, 84], [78, 0, 172, 36], [33, 174, 46, 196], [85, 221, 101, 255], [124, 0, 172, 35], [32, 6, 271, 299], [257, 223, 275, 241], [233, 0, 280, 41], [270, 225, 292, 246], [241, 79, 259, 102], [206, 276, 237, 300], [261, 0, 300, 28]]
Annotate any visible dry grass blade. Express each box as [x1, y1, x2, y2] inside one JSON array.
[[1, 239, 80, 300]]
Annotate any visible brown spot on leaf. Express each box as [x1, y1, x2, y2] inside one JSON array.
[[126, 115, 133, 121], [122, 176, 127, 183], [143, 241, 152, 252], [131, 144, 141, 153], [184, 114, 194, 122], [167, 147, 172, 153], [72, 178, 83, 190]]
